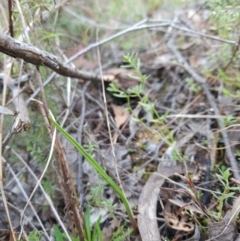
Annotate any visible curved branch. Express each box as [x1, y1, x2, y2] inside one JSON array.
[[0, 34, 102, 81]]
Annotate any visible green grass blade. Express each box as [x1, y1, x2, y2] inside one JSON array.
[[84, 206, 91, 241], [53, 225, 64, 241], [49, 116, 138, 232]]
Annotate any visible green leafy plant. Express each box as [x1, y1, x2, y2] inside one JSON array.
[[53, 225, 79, 241], [53, 205, 132, 241], [83, 206, 103, 241], [186, 77, 202, 93], [88, 181, 117, 214], [108, 54, 185, 162], [206, 0, 240, 69], [109, 225, 133, 241], [42, 177, 56, 198], [83, 142, 98, 156], [88, 184, 105, 207], [213, 168, 240, 214], [28, 230, 42, 241], [221, 115, 237, 127]]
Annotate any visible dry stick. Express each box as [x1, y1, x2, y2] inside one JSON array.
[[147, 19, 237, 45], [169, 23, 236, 45], [2, 75, 30, 152], [168, 37, 240, 181], [203, 85, 240, 181], [0, 66, 17, 241], [0, 34, 102, 81], [59, 76, 72, 127], [77, 81, 90, 209], [0, 20, 149, 85], [8, 0, 13, 37], [7, 76, 30, 133], [58, 48, 79, 127], [223, 36, 240, 72]]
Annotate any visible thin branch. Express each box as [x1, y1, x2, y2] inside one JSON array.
[[223, 36, 240, 72], [8, 0, 13, 37], [77, 81, 90, 209], [0, 34, 103, 82]]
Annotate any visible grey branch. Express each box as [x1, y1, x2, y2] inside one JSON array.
[[0, 34, 102, 82], [6, 75, 31, 133]]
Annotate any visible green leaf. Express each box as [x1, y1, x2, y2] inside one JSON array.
[[111, 228, 133, 241], [49, 116, 137, 232], [53, 225, 64, 241], [112, 93, 128, 98], [221, 88, 232, 97], [92, 216, 102, 241], [84, 206, 91, 241], [222, 192, 235, 199], [230, 186, 240, 191]]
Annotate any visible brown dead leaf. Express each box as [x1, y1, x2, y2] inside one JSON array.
[[188, 10, 202, 30], [104, 68, 139, 89], [164, 201, 195, 232], [105, 67, 131, 77], [111, 103, 130, 128]]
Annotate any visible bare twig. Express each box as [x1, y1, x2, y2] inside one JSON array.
[[0, 73, 30, 151], [0, 34, 103, 81], [223, 36, 240, 72], [169, 22, 237, 45], [8, 0, 13, 36], [6, 75, 30, 133], [77, 81, 90, 209], [0, 64, 17, 241], [0, 19, 149, 83]]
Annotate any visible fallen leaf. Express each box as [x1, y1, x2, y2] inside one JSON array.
[[105, 68, 139, 89], [111, 103, 130, 128]]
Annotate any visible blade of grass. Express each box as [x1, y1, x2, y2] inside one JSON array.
[[84, 206, 91, 241], [49, 115, 138, 233]]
